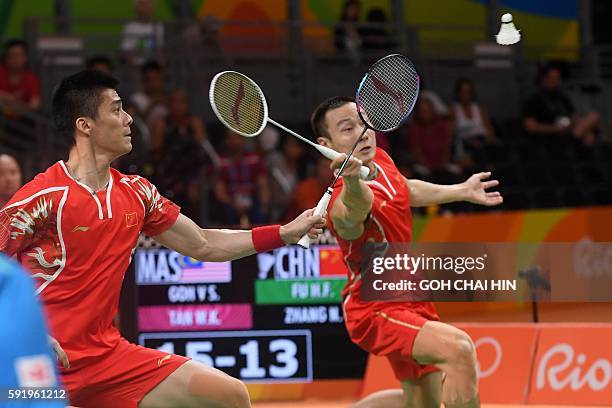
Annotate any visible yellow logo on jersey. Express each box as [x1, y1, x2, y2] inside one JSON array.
[[72, 226, 89, 232], [157, 355, 171, 367]]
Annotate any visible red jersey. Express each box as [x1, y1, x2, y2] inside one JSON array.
[[1, 161, 179, 369], [328, 148, 437, 316]]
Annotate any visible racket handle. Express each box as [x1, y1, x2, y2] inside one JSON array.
[[315, 145, 370, 180], [297, 188, 333, 249]]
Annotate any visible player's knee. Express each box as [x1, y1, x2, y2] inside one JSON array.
[[223, 377, 251, 408], [447, 331, 477, 374], [187, 371, 250, 408]]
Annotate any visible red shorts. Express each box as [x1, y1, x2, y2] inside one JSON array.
[[61, 338, 189, 407], [344, 300, 440, 381]]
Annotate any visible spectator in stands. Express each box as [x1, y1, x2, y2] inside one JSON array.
[[360, 8, 395, 51], [214, 129, 269, 227], [151, 90, 209, 221], [452, 78, 497, 167], [181, 15, 225, 60], [405, 97, 463, 184], [130, 60, 168, 130], [334, 0, 363, 56], [85, 55, 114, 75], [121, 0, 163, 63], [0, 39, 40, 117], [284, 155, 333, 222], [419, 78, 450, 119], [261, 130, 307, 222], [0, 154, 22, 208], [523, 64, 600, 146]]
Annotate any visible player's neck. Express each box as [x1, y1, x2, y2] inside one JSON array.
[[65, 145, 112, 192]]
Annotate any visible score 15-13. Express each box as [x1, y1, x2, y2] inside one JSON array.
[[156, 339, 299, 379]]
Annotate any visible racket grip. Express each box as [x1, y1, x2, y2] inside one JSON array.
[[316, 145, 370, 180], [297, 188, 332, 249]]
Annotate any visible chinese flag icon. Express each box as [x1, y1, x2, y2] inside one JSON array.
[[125, 212, 138, 227], [319, 246, 349, 277]]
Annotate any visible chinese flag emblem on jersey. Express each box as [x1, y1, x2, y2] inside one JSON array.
[[125, 212, 138, 227]]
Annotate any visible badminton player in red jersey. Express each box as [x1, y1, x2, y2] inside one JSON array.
[[311, 96, 503, 408], [0, 70, 325, 407]]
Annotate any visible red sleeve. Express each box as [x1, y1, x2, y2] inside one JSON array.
[[130, 176, 181, 237], [0, 179, 63, 257]]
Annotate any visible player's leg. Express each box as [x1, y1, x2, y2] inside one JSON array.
[[139, 360, 250, 408], [139, 360, 249, 407], [400, 370, 442, 408], [351, 389, 404, 408], [412, 321, 479, 408], [351, 371, 442, 408]]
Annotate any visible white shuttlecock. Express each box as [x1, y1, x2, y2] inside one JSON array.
[[495, 13, 521, 45]]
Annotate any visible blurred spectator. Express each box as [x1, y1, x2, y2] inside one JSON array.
[[334, 0, 363, 56], [0, 39, 40, 117], [375, 131, 391, 154], [121, 0, 164, 63], [181, 15, 225, 60], [85, 55, 114, 75], [419, 78, 450, 119], [260, 129, 307, 222], [130, 60, 168, 130], [284, 155, 333, 222], [405, 97, 462, 184], [214, 129, 269, 227], [151, 90, 209, 221], [360, 8, 395, 51], [0, 154, 22, 208], [452, 78, 497, 167], [523, 64, 600, 146]]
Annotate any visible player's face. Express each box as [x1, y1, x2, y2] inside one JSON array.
[[90, 89, 133, 158], [318, 102, 377, 164]]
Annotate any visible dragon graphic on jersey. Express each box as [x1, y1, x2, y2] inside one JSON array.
[[10, 197, 53, 241], [135, 179, 163, 213]]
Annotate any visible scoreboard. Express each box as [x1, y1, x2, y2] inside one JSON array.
[[123, 237, 368, 383]]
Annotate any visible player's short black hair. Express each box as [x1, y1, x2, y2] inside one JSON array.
[[52, 70, 118, 143], [310, 96, 355, 140]]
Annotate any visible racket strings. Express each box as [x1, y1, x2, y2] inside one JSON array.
[[211, 72, 266, 136], [358, 55, 419, 132]]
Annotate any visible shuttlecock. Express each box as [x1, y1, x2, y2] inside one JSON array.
[[495, 13, 521, 45]]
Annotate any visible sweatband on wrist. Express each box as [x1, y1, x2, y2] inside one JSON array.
[[252, 225, 284, 252]]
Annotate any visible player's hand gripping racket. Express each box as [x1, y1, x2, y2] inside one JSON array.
[[297, 54, 420, 248], [209, 71, 370, 179]]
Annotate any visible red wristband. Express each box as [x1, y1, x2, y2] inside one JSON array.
[[252, 225, 285, 252]]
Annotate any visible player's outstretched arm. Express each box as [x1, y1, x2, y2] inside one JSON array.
[[406, 172, 503, 207], [152, 210, 325, 262], [329, 154, 374, 241]]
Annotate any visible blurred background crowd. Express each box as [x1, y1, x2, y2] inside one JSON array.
[[1, 0, 611, 227]]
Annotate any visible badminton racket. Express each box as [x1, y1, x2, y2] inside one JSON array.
[[297, 54, 420, 248], [209, 71, 370, 180]]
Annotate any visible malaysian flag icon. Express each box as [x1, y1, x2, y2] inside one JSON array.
[[178, 256, 232, 283]]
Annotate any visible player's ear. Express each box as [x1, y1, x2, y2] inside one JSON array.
[[317, 136, 332, 148], [75, 117, 92, 136]]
